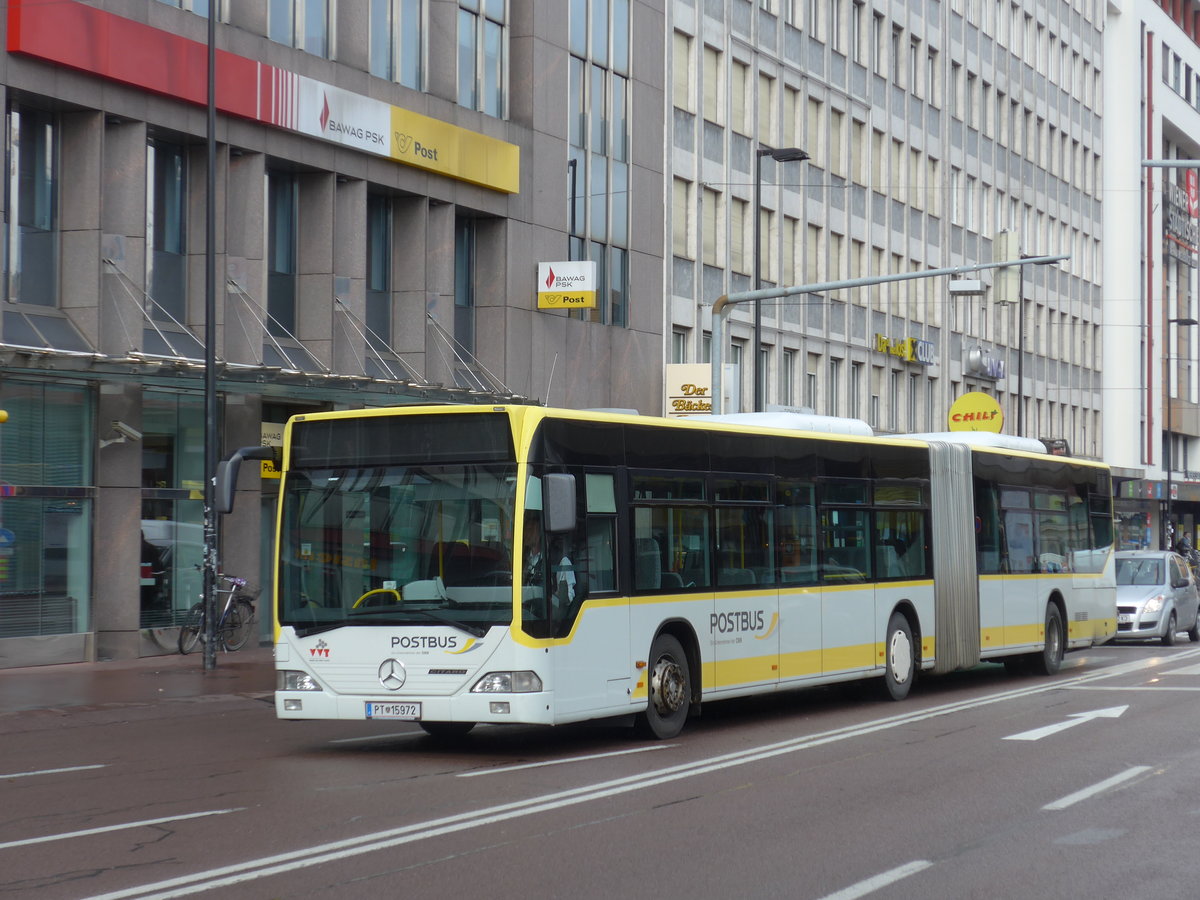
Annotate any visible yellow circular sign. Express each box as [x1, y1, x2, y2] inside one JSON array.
[[948, 392, 1003, 433]]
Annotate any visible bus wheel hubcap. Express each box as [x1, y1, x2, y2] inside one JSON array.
[[889, 632, 912, 683], [650, 657, 685, 715]]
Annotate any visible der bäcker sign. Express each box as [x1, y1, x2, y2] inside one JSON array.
[[537, 262, 597, 309]]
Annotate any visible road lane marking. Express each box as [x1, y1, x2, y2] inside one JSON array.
[[0, 809, 244, 851], [457, 745, 672, 777], [1042, 766, 1152, 811], [1067, 685, 1200, 691], [1161, 663, 1200, 675], [81, 650, 1200, 900], [817, 860, 934, 900], [1003, 705, 1128, 741], [0, 764, 106, 779]]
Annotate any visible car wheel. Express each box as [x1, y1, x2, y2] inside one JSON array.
[[1188, 609, 1200, 643], [1162, 611, 1178, 647]]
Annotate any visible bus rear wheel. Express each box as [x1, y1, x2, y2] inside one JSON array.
[[881, 611, 915, 701], [1029, 604, 1064, 676], [635, 633, 690, 739]]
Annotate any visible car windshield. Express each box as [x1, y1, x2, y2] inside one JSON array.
[[277, 462, 518, 637], [1115, 557, 1164, 587]]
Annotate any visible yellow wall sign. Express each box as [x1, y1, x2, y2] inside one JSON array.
[[537, 261, 597, 309], [948, 392, 1004, 432], [389, 108, 519, 194]]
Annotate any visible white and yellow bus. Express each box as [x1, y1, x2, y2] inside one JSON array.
[[232, 405, 1115, 739]]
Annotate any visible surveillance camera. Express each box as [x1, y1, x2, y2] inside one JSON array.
[[111, 421, 143, 442]]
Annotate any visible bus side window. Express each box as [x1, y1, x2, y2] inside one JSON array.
[[777, 480, 818, 586]]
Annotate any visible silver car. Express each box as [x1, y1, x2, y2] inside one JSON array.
[[1114, 550, 1200, 645]]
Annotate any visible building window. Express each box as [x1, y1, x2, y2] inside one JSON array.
[[783, 348, 797, 406], [141, 389, 205, 628], [268, 0, 331, 58], [0, 381, 93, 640], [6, 105, 58, 307], [370, 0, 422, 89], [568, 0, 630, 326], [827, 357, 841, 416], [146, 140, 188, 326], [889, 370, 900, 431], [672, 330, 687, 364], [366, 194, 393, 363], [729, 340, 745, 406], [267, 172, 298, 338], [455, 216, 476, 358], [459, 0, 507, 118], [673, 31, 694, 113], [673, 178, 694, 259], [850, 361, 862, 418], [851, 1, 865, 64], [703, 45, 724, 124]]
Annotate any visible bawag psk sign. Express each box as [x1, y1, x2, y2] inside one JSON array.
[[537, 261, 597, 309]]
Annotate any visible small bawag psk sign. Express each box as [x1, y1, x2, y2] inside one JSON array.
[[536, 261, 597, 309]]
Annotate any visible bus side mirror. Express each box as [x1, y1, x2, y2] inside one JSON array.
[[543, 473, 576, 533], [216, 445, 280, 514]]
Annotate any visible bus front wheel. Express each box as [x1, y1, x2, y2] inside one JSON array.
[[881, 611, 915, 701], [635, 633, 691, 739]]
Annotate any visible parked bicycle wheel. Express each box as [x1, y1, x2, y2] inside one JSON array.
[[178, 602, 205, 654], [222, 598, 256, 651]]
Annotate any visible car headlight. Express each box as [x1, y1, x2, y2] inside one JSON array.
[[471, 671, 543, 693], [277, 670, 322, 691], [1143, 595, 1166, 615]]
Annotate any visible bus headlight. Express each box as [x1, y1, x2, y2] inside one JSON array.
[[471, 671, 543, 693], [278, 670, 322, 691]]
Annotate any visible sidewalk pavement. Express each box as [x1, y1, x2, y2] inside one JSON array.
[[0, 643, 275, 716]]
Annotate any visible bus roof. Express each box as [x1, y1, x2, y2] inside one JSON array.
[[902, 431, 1052, 453]]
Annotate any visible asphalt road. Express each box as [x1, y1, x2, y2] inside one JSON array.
[[4, 641, 1200, 899]]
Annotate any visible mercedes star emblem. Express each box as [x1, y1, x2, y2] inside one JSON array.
[[378, 658, 407, 691]]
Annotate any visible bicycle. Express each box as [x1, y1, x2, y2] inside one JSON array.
[[178, 572, 258, 654]]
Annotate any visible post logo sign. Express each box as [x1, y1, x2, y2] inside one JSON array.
[[948, 391, 1004, 433], [537, 261, 596, 309]]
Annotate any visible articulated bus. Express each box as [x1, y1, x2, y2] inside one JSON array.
[[242, 405, 1116, 739]]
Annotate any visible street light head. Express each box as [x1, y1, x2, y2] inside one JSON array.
[[1170, 317, 1199, 326], [769, 147, 810, 162]]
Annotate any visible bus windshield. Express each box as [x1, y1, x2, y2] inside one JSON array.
[[278, 462, 518, 636]]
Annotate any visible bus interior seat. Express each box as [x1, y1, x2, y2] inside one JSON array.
[[635, 538, 661, 590], [682, 550, 708, 585]]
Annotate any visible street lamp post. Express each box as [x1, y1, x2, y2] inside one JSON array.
[[1165, 316, 1198, 548], [202, 1, 219, 670], [753, 146, 808, 412]]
